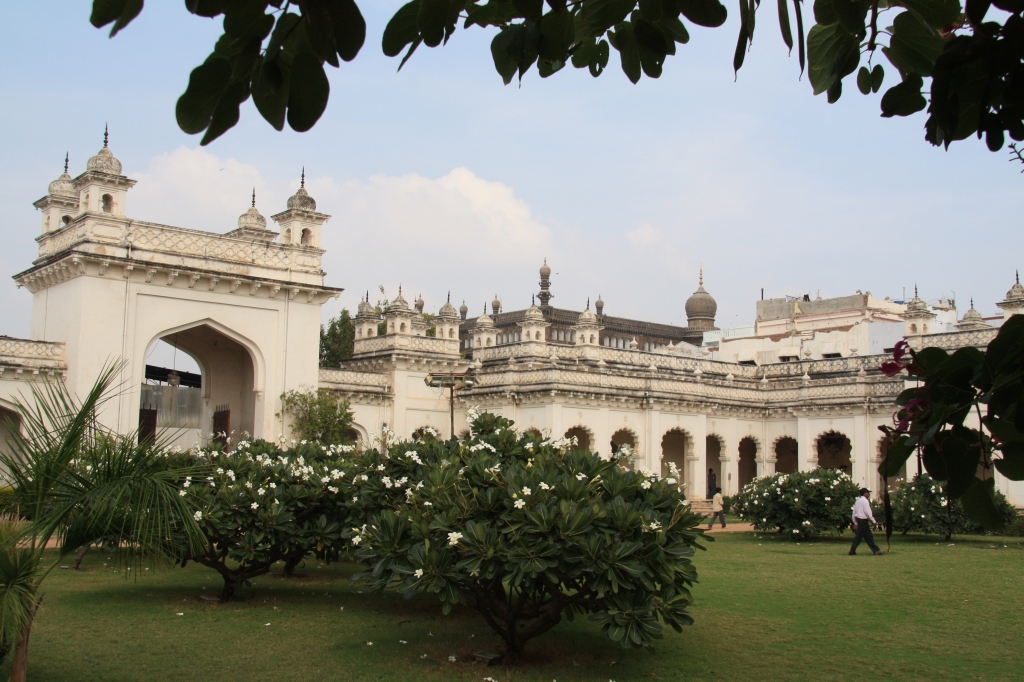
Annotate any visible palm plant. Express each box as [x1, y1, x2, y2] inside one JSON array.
[[0, 363, 206, 681]]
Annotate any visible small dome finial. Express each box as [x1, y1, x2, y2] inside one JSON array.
[[447, 291, 451, 303], [532, 294, 535, 305], [64, 152, 69, 173], [699, 264, 703, 287], [586, 297, 590, 310], [103, 123, 109, 148], [301, 167, 305, 189], [251, 188, 256, 208], [914, 284, 918, 297], [1017, 270, 1020, 285]]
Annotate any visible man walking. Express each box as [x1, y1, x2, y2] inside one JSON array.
[[849, 487, 884, 555], [707, 487, 726, 529]]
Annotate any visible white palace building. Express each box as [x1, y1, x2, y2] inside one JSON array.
[[2, 137, 1022, 506]]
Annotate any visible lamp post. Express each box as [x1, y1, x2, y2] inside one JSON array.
[[424, 369, 476, 439]]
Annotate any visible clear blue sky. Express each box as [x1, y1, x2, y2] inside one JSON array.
[[1, 2, 1020, 339]]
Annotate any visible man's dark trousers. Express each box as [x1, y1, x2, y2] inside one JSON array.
[[849, 518, 880, 555]]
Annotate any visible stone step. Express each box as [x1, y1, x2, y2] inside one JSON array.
[[689, 500, 713, 515]]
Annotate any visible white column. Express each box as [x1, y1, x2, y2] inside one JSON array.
[[797, 416, 814, 471]]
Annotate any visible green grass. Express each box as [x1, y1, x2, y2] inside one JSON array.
[[12, 532, 1024, 681]]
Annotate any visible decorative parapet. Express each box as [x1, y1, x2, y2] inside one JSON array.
[[907, 328, 998, 351], [0, 337, 67, 377], [352, 334, 461, 357], [318, 367, 391, 397]]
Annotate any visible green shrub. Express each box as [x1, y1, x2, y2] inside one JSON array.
[[731, 468, 860, 540], [279, 388, 355, 445], [890, 474, 1018, 539], [339, 410, 706, 660], [175, 439, 352, 600], [0, 487, 17, 517]]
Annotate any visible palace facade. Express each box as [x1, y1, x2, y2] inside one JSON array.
[[3, 138, 1021, 506]]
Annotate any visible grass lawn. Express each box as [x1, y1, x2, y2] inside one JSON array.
[[12, 532, 1023, 681]]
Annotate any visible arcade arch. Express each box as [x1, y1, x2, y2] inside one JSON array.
[[564, 425, 593, 453], [738, 437, 758, 488], [774, 436, 798, 474], [661, 429, 689, 486], [706, 434, 724, 494], [611, 428, 639, 470], [815, 431, 852, 473]]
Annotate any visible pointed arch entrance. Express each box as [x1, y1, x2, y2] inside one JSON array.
[[611, 428, 639, 470], [706, 434, 724, 496], [564, 425, 593, 453], [738, 437, 758, 488], [141, 322, 262, 448], [816, 431, 852, 473], [774, 436, 798, 474], [661, 429, 689, 486]]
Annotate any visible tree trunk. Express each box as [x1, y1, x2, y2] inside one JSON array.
[[9, 599, 41, 682], [220, 575, 237, 602], [283, 553, 303, 578], [71, 544, 91, 570]]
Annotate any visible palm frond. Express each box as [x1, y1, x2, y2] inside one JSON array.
[[0, 519, 41, 649]]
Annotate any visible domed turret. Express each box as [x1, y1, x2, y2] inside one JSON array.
[[997, 272, 1024, 319], [237, 189, 267, 231], [524, 301, 545, 322], [86, 125, 122, 175], [391, 287, 410, 311], [476, 303, 495, 329], [415, 293, 425, 313], [578, 298, 597, 324], [492, 294, 501, 315], [538, 258, 553, 306], [594, 295, 604, 316], [684, 267, 717, 330], [48, 154, 76, 199], [459, 300, 468, 320], [438, 293, 459, 320], [286, 168, 317, 211], [356, 292, 376, 319], [1004, 272, 1024, 304], [540, 259, 551, 278], [957, 298, 989, 331]]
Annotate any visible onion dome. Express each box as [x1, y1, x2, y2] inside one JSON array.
[[459, 300, 468, 319], [415, 293, 425, 313], [684, 267, 717, 329], [86, 125, 122, 175], [391, 287, 410, 311], [539, 258, 551, 278], [438, 293, 459, 320], [594, 295, 604, 315], [237, 189, 267, 231], [48, 154, 76, 199], [286, 168, 317, 211], [492, 294, 501, 315]]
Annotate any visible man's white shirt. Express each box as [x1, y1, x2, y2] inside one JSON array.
[[852, 496, 875, 524]]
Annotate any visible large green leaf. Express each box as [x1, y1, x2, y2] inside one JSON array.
[[418, 0, 450, 47], [880, 73, 926, 116], [466, 1, 520, 27], [201, 78, 251, 145], [807, 22, 860, 95], [326, 0, 367, 62], [253, 59, 290, 130], [176, 57, 233, 135], [677, 0, 729, 26], [91, 0, 143, 37], [883, 11, 945, 77], [959, 478, 1004, 530], [540, 9, 576, 61], [384, 1, 421, 56], [610, 23, 643, 83], [896, 0, 962, 29], [583, 0, 638, 29]]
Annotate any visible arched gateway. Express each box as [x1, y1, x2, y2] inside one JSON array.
[[12, 137, 340, 444]]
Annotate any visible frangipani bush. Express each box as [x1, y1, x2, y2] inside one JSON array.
[[343, 411, 706, 660], [890, 473, 1017, 540], [732, 468, 860, 540], [175, 439, 353, 600]]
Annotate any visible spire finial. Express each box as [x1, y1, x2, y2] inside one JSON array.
[[251, 188, 256, 207], [971, 297, 975, 309], [532, 294, 535, 305], [914, 284, 918, 297], [399, 284, 402, 296], [64, 152, 69, 174], [300, 167, 305, 189], [1017, 270, 1020, 285], [103, 124, 109, 148], [447, 291, 451, 303], [586, 297, 590, 310], [699, 264, 703, 287]]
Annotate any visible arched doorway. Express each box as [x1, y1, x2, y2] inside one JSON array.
[[816, 431, 852, 473], [661, 429, 687, 485], [610, 428, 638, 469], [564, 426, 592, 453], [706, 435, 723, 497], [774, 437, 798, 474], [738, 437, 758, 488], [142, 324, 259, 449]]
